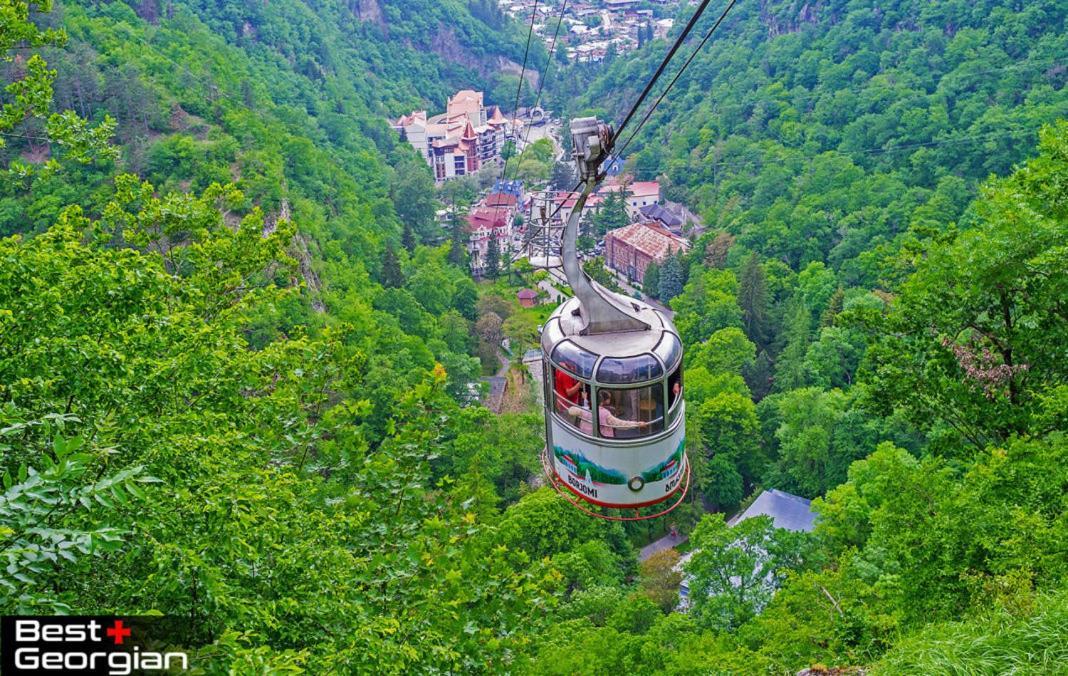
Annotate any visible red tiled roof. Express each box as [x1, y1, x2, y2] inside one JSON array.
[[488, 106, 508, 125], [466, 207, 509, 231], [484, 193, 518, 208], [600, 180, 660, 198], [394, 110, 427, 127], [629, 181, 660, 197], [606, 221, 688, 261], [555, 191, 604, 209], [517, 288, 538, 300]]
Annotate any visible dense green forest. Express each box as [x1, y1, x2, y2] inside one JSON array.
[[2, 0, 1066, 672]]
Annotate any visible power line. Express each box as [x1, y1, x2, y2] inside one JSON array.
[[610, 125, 1043, 182], [523, 0, 569, 138], [525, 0, 736, 241], [527, 0, 732, 234], [612, 0, 716, 144], [497, 0, 571, 264], [610, 0, 739, 166], [509, 0, 540, 133]]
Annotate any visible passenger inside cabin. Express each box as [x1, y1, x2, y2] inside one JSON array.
[[668, 368, 683, 409], [553, 359, 585, 414], [568, 390, 648, 438]]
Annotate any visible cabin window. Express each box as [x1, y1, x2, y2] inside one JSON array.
[[653, 333, 682, 371], [552, 366, 592, 432], [597, 353, 663, 384], [667, 367, 683, 424], [596, 385, 664, 438], [551, 340, 597, 379]]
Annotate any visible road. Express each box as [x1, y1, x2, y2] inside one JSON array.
[[639, 531, 687, 562], [521, 119, 563, 159]]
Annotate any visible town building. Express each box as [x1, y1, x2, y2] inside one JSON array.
[[492, 178, 525, 200], [392, 89, 517, 182], [678, 489, 815, 607], [549, 189, 605, 225], [601, 179, 661, 216], [501, 0, 687, 69], [726, 489, 816, 532], [604, 221, 688, 284], [639, 203, 684, 233], [466, 200, 516, 274], [517, 288, 539, 308]]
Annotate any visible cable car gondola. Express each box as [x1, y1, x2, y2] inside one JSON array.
[[535, 117, 689, 520]]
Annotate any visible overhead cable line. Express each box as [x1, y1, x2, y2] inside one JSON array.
[[608, 0, 739, 166], [482, 0, 541, 255], [610, 0, 717, 145], [537, 0, 738, 233], [498, 0, 572, 262], [522, 0, 728, 238], [509, 0, 541, 136], [521, 0, 569, 145]]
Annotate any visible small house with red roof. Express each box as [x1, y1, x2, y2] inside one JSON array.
[[517, 288, 539, 308]]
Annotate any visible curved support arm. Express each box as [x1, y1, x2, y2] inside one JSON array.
[[562, 178, 650, 335]]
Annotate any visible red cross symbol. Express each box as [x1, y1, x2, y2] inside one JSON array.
[[106, 619, 132, 645]]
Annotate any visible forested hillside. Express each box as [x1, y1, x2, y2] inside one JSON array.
[[560, 0, 1066, 281], [2, 0, 1066, 672], [547, 0, 1068, 500]]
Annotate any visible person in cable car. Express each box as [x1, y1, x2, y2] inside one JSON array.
[[567, 390, 649, 437], [553, 358, 585, 413]]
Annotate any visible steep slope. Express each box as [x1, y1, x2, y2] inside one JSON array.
[[553, 0, 1066, 282]]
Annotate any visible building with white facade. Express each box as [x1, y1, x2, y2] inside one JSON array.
[[392, 90, 518, 183]]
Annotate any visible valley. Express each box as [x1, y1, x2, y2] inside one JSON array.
[[0, 0, 1065, 673]]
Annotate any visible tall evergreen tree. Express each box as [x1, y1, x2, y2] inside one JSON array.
[[592, 189, 630, 237], [743, 350, 774, 401], [447, 220, 468, 268], [401, 221, 417, 252], [642, 261, 660, 298], [485, 235, 501, 279], [381, 245, 405, 288], [549, 161, 576, 191], [820, 286, 845, 327], [774, 300, 812, 391], [658, 254, 684, 302], [737, 253, 769, 347]]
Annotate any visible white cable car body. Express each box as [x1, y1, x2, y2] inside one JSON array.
[[535, 117, 689, 516]]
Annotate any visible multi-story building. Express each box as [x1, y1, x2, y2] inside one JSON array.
[[392, 90, 516, 182], [466, 205, 514, 274], [430, 120, 481, 181], [604, 221, 689, 284]]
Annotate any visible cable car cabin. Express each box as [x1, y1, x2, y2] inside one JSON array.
[[541, 295, 686, 509], [532, 115, 689, 516]]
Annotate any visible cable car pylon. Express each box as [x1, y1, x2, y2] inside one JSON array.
[[536, 117, 689, 520]]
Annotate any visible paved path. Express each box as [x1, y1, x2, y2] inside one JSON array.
[[479, 349, 511, 413], [537, 279, 567, 303], [606, 269, 675, 321], [522, 350, 545, 407], [495, 349, 510, 378], [639, 532, 687, 562]]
